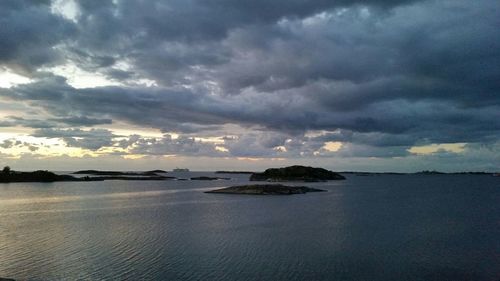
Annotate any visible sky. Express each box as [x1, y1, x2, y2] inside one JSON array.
[[0, 0, 498, 172]]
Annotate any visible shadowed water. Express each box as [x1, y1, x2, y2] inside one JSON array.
[[0, 173, 498, 280]]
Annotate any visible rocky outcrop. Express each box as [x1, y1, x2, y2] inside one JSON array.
[[250, 165, 345, 182], [0, 168, 174, 183], [205, 184, 326, 195], [191, 176, 230, 180], [0, 170, 79, 183], [215, 171, 254, 174], [73, 170, 167, 176]]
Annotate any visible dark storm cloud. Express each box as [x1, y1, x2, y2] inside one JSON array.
[[2, 116, 54, 129], [32, 128, 117, 150], [222, 132, 289, 157], [129, 134, 223, 156], [67, 0, 422, 86], [0, 114, 111, 129], [216, 3, 500, 102], [74, 0, 417, 43], [49, 116, 112, 126], [0, 0, 76, 73], [0, 75, 230, 131], [1, 72, 498, 154], [0, 0, 499, 160]]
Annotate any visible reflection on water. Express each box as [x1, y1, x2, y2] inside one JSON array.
[[0, 173, 498, 280], [0, 187, 217, 206]]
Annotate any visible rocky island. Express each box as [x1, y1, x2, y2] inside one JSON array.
[[73, 170, 167, 176], [0, 167, 80, 183], [205, 184, 326, 195], [0, 166, 174, 183], [250, 165, 345, 182], [191, 176, 230, 181], [215, 171, 254, 174]]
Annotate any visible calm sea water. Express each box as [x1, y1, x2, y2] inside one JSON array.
[[0, 173, 498, 281]]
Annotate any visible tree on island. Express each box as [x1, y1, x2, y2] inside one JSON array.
[[2, 166, 11, 175]]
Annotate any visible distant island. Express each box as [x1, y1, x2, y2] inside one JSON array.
[[172, 168, 189, 172], [0, 167, 80, 183], [215, 171, 254, 174], [0, 167, 174, 183], [86, 175, 175, 181], [340, 171, 497, 176], [190, 176, 230, 181], [205, 184, 326, 195], [414, 170, 445, 175], [73, 170, 167, 176], [2, 165, 496, 184], [250, 165, 346, 182]]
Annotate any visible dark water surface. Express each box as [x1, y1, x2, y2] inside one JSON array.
[[0, 173, 498, 280]]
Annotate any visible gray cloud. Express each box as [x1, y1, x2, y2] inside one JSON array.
[[50, 116, 112, 126], [0, 138, 40, 152], [129, 134, 224, 157], [2, 116, 54, 129], [0, 139, 22, 149], [32, 128, 117, 150], [0, 1, 76, 73], [0, 0, 498, 166], [0, 114, 111, 129]]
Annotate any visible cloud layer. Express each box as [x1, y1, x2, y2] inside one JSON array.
[[0, 0, 498, 171]]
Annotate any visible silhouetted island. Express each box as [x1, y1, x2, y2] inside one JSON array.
[[0, 166, 174, 183], [0, 166, 80, 183], [89, 175, 175, 181], [215, 171, 254, 174], [250, 165, 345, 182], [341, 171, 496, 175], [73, 170, 167, 176], [415, 170, 445, 175], [191, 176, 230, 181], [205, 184, 326, 195]]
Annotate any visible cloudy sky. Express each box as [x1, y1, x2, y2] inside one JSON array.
[[0, 0, 498, 172]]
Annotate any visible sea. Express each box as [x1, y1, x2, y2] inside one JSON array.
[[0, 172, 498, 281]]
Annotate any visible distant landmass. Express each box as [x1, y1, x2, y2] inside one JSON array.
[[172, 168, 189, 172], [87, 175, 175, 181], [1, 165, 496, 184], [205, 184, 326, 195], [190, 176, 230, 181], [341, 171, 496, 176], [0, 167, 173, 183], [250, 165, 346, 182], [0, 169, 80, 183], [73, 170, 167, 176], [215, 171, 254, 174], [72, 169, 174, 180]]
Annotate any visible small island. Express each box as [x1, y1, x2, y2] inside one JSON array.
[[0, 167, 80, 183], [250, 165, 346, 182], [215, 171, 254, 174], [190, 176, 230, 181], [73, 170, 167, 176], [205, 184, 326, 195]]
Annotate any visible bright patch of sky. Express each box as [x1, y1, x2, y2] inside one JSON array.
[[51, 0, 79, 22], [408, 143, 467, 155], [42, 63, 122, 88], [322, 141, 343, 152], [0, 68, 31, 88]]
